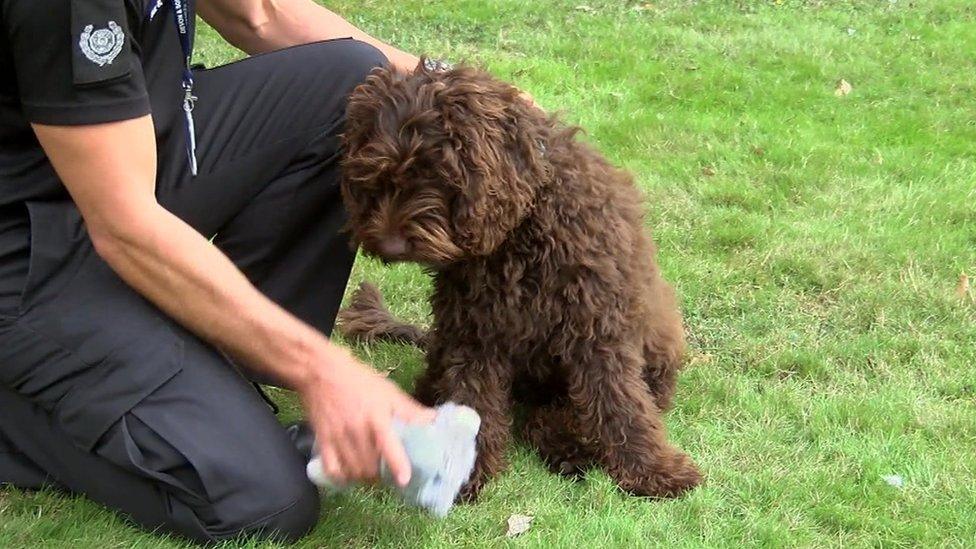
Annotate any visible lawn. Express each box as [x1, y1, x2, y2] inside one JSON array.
[[2, 0, 975, 547]]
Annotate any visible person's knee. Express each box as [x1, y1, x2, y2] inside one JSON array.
[[208, 470, 320, 543], [336, 39, 390, 83], [241, 477, 320, 543]]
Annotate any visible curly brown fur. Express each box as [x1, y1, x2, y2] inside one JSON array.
[[337, 282, 426, 345], [339, 61, 702, 500]]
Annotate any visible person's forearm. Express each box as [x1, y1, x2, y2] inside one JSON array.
[[199, 0, 419, 72], [93, 203, 348, 388]]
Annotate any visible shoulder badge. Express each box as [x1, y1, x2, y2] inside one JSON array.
[[79, 21, 126, 67]]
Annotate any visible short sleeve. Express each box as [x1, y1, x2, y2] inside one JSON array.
[[2, 0, 150, 125]]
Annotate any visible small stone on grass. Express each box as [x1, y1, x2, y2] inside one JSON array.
[[882, 474, 905, 489], [506, 514, 534, 537]]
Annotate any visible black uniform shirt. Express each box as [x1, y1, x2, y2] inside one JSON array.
[[0, 0, 194, 312]]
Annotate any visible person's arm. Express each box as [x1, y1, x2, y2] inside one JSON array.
[[31, 116, 433, 485], [197, 0, 419, 72]]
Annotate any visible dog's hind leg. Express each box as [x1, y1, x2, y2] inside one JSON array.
[[566, 342, 702, 498], [336, 282, 427, 346], [522, 403, 596, 478], [640, 274, 686, 412]]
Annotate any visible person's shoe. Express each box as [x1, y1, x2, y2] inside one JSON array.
[[285, 421, 315, 462]]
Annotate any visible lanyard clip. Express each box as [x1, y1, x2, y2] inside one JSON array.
[[182, 85, 197, 113], [181, 83, 199, 176]]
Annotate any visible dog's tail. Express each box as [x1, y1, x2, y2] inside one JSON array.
[[337, 282, 427, 347]]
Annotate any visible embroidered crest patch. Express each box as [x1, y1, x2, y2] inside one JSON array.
[[70, 0, 132, 86], [79, 21, 125, 67]]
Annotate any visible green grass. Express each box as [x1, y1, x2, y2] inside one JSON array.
[[3, 0, 976, 546]]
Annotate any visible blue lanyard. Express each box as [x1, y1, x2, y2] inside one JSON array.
[[147, 0, 198, 175]]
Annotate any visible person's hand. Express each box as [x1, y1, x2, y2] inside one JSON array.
[[299, 345, 435, 487]]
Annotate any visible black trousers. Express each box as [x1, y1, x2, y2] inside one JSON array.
[[0, 39, 386, 543]]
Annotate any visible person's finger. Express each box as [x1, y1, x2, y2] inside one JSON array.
[[332, 418, 380, 482], [333, 436, 362, 482], [345, 423, 380, 482], [376, 420, 412, 487], [319, 441, 345, 486]]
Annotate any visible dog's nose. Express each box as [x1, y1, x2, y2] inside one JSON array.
[[377, 235, 409, 258]]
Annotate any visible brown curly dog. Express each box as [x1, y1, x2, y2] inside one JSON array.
[[337, 62, 702, 501]]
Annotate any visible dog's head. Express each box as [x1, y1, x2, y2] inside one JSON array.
[[341, 62, 550, 268]]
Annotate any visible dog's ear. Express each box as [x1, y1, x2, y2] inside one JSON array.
[[342, 66, 416, 224], [344, 67, 403, 157], [451, 170, 532, 256], [431, 67, 552, 256]]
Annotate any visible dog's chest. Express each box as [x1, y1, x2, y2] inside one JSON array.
[[433, 256, 559, 345]]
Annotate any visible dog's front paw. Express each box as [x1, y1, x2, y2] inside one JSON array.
[[411, 379, 442, 408], [533, 441, 593, 479], [616, 452, 703, 499], [552, 457, 590, 479], [456, 462, 497, 503], [533, 441, 592, 479], [456, 475, 486, 503]]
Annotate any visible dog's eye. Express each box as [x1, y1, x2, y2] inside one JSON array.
[[344, 183, 380, 211]]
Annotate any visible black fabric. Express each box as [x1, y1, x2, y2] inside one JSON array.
[[0, 37, 388, 543], [0, 430, 51, 490]]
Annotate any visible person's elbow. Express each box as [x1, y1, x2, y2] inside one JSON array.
[[88, 225, 127, 266], [85, 203, 162, 266], [200, 0, 280, 54]]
